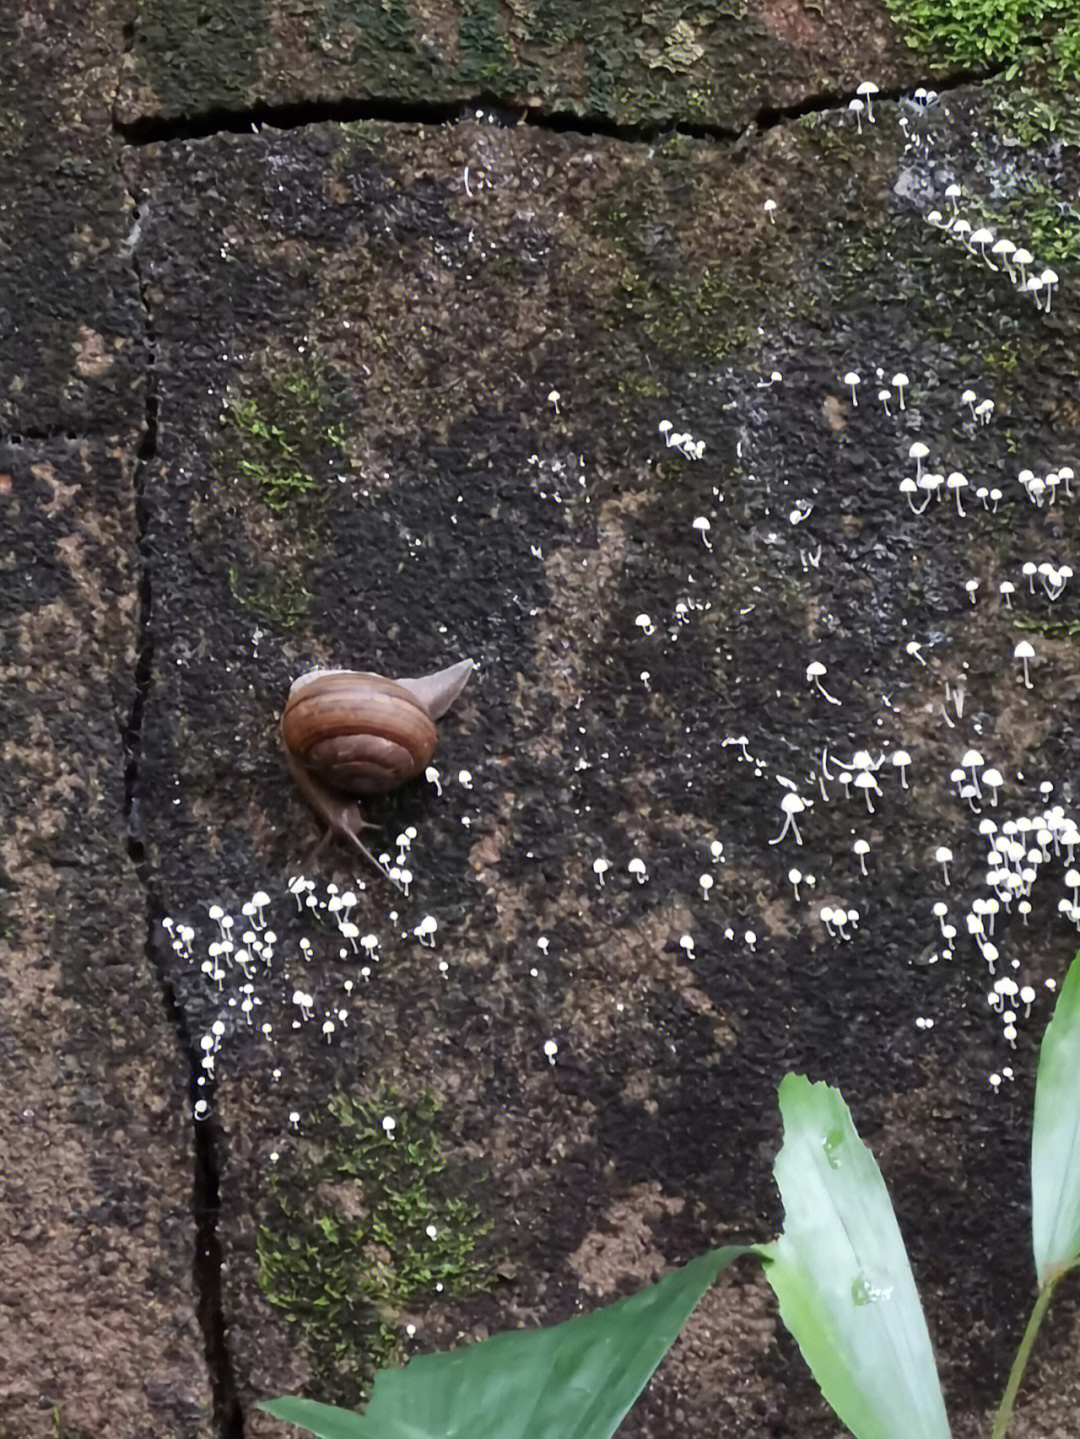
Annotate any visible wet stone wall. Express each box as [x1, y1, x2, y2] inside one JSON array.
[[130, 92, 1080, 1438], [3, 1, 1080, 1436]]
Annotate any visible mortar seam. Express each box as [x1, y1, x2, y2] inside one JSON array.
[[111, 121, 244, 1438]]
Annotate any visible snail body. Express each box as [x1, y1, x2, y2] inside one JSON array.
[[281, 658, 473, 869]]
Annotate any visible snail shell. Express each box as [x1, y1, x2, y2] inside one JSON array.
[[281, 658, 473, 868]]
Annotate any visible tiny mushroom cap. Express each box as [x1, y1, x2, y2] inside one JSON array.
[[899, 477, 921, 511], [909, 441, 929, 461], [1012, 247, 1034, 269], [992, 237, 1016, 260], [854, 770, 879, 810], [892, 372, 909, 407], [770, 792, 808, 845], [982, 768, 1004, 802], [952, 218, 972, 243], [1014, 639, 1036, 687], [947, 471, 969, 512], [844, 371, 861, 403]]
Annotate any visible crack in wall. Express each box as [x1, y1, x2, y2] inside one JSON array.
[[114, 143, 244, 1439], [111, 66, 989, 153]]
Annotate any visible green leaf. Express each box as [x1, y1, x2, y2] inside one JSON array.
[[259, 1400, 374, 1439], [1031, 949, 1080, 1283], [261, 1245, 753, 1439], [760, 1075, 950, 1439]]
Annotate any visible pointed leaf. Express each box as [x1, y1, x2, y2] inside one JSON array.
[[261, 1246, 752, 1439], [761, 1075, 950, 1439], [1032, 949, 1080, 1283], [260, 1399, 373, 1439]]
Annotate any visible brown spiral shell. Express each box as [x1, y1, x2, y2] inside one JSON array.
[[281, 671, 439, 796]]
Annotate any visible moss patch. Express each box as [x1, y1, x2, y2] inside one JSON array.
[[220, 348, 351, 513], [257, 1089, 496, 1401], [226, 563, 311, 628], [884, 0, 1080, 79], [989, 81, 1080, 147], [963, 173, 1080, 266]]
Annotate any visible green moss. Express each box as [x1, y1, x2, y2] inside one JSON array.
[[595, 191, 757, 368], [337, 119, 386, 155], [980, 331, 1024, 373], [519, 2, 754, 127], [227, 564, 311, 628], [612, 261, 754, 367], [1001, 178, 1080, 263], [1013, 615, 1080, 638], [989, 81, 1080, 146], [220, 349, 351, 513], [257, 1089, 496, 1400], [967, 175, 1080, 265], [456, 0, 523, 87], [309, 0, 415, 65], [883, 0, 1080, 79]]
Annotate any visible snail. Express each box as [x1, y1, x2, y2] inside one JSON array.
[[281, 658, 474, 872]]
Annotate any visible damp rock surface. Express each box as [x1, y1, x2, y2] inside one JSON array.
[[131, 88, 1080, 1438], [5, 2, 1080, 1436], [116, 0, 927, 131]]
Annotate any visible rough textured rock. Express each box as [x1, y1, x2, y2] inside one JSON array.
[[0, 3, 212, 1434], [127, 88, 1080, 1437], [116, 0, 931, 130], [0, 438, 211, 1437], [7, 0, 1080, 1434], [0, 1, 143, 434]]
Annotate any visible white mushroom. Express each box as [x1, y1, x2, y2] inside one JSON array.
[[1014, 639, 1035, 689], [769, 793, 808, 846], [891, 749, 911, 788]]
